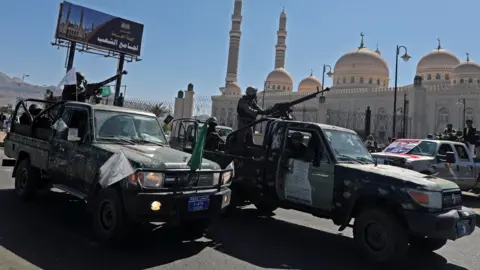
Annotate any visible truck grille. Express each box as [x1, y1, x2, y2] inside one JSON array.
[[442, 190, 462, 209], [163, 172, 215, 188]]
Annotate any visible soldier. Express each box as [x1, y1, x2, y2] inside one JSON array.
[[236, 86, 268, 146], [285, 132, 308, 159], [205, 117, 224, 151], [463, 119, 477, 156], [19, 104, 42, 125]]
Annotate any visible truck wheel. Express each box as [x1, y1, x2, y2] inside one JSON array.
[[353, 207, 408, 265], [254, 201, 278, 216], [14, 158, 42, 201], [409, 236, 447, 252], [180, 218, 212, 239], [92, 188, 131, 243]]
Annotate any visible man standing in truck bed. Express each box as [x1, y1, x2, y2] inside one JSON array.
[[236, 86, 268, 146]]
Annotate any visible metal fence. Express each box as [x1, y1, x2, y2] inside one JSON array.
[[122, 95, 411, 142]]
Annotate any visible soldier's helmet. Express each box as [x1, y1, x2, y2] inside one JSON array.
[[245, 86, 258, 97], [291, 131, 304, 142], [28, 103, 42, 115], [207, 117, 218, 126]]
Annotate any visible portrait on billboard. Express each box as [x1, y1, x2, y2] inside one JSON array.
[[55, 1, 144, 56]]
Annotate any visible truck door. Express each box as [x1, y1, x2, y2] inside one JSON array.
[[453, 144, 476, 189], [275, 123, 334, 211], [435, 143, 457, 184], [49, 106, 74, 187], [169, 119, 198, 152]]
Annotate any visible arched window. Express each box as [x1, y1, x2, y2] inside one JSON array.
[[336, 78, 340, 84], [477, 80, 480, 84], [350, 77, 355, 83], [445, 74, 450, 80], [468, 78, 473, 83], [460, 79, 464, 83], [377, 79, 380, 85], [427, 74, 432, 80], [276, 85, 280, 90], [283, 86, 286, 90], [437, 107, 450, 127], [360, 77, 364, 84], [466, 108, 475, 123], [453, 80, 456, 84], [369, 78, 373, 84], [342, 77, 347, 83], [435, 73, 441, 80]]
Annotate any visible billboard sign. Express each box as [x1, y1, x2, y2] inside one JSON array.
[[55, 1, 144, 56]]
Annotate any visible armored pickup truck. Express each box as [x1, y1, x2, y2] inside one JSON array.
[[174, 117, 477, 265], [2, 99, 233, 242], [372, 139, 480, 191]]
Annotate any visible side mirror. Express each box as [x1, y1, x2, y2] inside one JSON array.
[[163, 115, 173, 125], [446, 151, 456, 164]]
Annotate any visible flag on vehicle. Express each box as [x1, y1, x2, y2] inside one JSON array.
[[187, 123, 208, 171], [99, 150, 135, 188], [57, 67, 77, 88]]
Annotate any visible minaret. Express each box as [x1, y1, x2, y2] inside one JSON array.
[[225, 0, 243, 87], [274, 7, 287, 69]]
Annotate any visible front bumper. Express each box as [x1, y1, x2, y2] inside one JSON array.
[[404, 206, 476, 240], [122, 188, 231, 223]]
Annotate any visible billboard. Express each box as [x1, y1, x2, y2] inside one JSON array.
[[55, 1, 144, 56]]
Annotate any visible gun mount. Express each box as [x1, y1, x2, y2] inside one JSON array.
[[266, 87, 330, 120]]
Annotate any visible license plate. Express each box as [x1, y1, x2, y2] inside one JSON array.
[[188, 195, 210, 212], [456, 220, 471, 237]]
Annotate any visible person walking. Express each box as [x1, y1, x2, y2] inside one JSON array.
[[463, 119, 477, 157]]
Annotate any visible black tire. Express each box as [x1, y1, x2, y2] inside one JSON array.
[[180, 218, 212, 239], [92, 188, 132, 243], [409, 236, 447, 252], [353, 207, 409, 265], [254, 201, 278, 216], [14, 158, 42, 201]]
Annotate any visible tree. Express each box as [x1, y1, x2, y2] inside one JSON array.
[[149, 103, 168, 118]]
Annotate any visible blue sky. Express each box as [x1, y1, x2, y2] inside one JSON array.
[[1, 0, 479, 101]]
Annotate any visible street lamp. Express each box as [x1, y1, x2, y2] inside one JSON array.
[[457, 98, 466, 129], [22, 74, 29, 82], [320, 64, 333, 104], [392, 45, 411, 138]]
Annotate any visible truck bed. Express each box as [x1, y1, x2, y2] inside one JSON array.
[[4, 132, 51, 171]]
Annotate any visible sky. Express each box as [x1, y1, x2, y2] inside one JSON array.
[[1, 0, 479, 102]]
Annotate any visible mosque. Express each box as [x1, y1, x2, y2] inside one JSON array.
[[211, 0, 480, 141]]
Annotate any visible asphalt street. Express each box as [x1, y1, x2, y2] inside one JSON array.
[[1, 150, 480, 270]]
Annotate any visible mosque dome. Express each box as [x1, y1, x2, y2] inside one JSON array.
[[452, 53, 480, 85], [265, 67, 294, 92], [416, 40, 460, 82], [332, 33, 390, 88], [298, 72, 322, 92]]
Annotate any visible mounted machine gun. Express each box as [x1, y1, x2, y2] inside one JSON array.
[[266, 87, 330, 119]]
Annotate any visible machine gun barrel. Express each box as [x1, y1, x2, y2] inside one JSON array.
[[267, 87, 330, 119]]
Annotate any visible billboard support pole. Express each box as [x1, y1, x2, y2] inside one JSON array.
[[114, 53, 125, 106], [66, 41, 76, 71]]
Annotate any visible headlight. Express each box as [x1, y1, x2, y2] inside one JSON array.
[[221, 171, 233, 185], [407, 189, 442, 209], [137, 172, 164, 188]]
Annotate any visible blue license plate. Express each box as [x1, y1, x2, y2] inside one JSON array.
[[456, 220, 471, 237], [188, 196, 210, 212]]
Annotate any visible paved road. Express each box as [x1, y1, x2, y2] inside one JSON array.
[[1, 151, 480, 270]]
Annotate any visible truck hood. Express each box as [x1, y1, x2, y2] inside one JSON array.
[[336, 163, 459, 191], [371, 152, 433, 162], [93, 143, 221, 171]]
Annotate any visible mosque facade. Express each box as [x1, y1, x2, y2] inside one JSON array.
[[211, 0, 480, 141]]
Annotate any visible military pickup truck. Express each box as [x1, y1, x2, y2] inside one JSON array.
[[372, 139, 480, 191], [174, 117, 477, 265], [2, 99, 233, 242]]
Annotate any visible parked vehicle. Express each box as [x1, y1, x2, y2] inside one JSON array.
[[371, 139, 480, 191], [2, 99, 233, 243]]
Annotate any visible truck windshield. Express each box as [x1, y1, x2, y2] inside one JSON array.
[[384, 140, 436, 156], [323, 129, 374, 163], [94, 110, 167, 145]]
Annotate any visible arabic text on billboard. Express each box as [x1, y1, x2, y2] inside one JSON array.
[[55, 1, 144, 56]]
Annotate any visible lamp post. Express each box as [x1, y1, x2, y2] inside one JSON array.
[[320, 65, 333, 103], [457, 98, 466, 129], [22, 74, 29, 82], [392, 45, 411, 138]]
